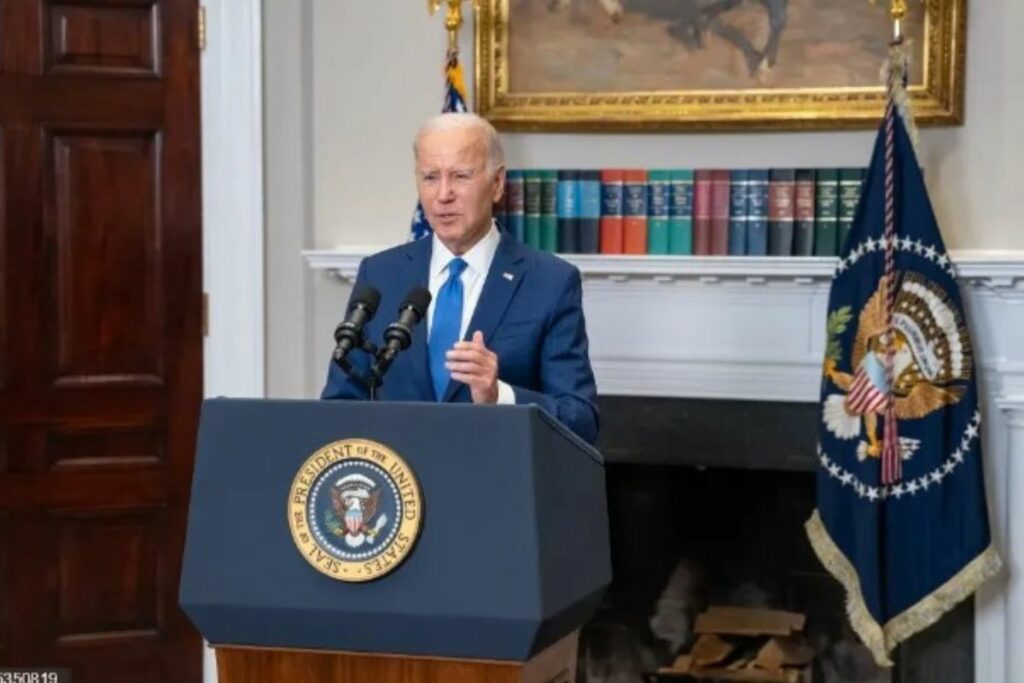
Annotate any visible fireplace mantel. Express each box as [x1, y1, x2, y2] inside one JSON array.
[[305, 247, 1024, 683]]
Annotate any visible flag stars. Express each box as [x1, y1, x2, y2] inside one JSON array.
[[840, 472, 854, 486], [923, 245, 938, 261], [913, 239, 926, 254], [866, 487, 880, 501], [931, 470, 945, 484], [828, 463, 842, 478], [891, 483, 906, 499], [943, 461, 956, 474], [952, 449, 964, 463], [906, 480, 920, 495], [918, 476, 931, 491], [966, 423, 979, 439]]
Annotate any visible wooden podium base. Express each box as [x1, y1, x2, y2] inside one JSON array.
[[215, 631, 578, 683]]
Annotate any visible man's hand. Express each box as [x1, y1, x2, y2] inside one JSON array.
[[446, 330, 499, 404]]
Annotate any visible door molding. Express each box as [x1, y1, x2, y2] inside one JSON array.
[[200, 1, 265, 681]]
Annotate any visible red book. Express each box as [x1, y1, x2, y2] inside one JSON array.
[[710, 169, 730, 255], [693, 170, 713, 255], [623, 169, 648, 255], [599, 169, 625, 254]]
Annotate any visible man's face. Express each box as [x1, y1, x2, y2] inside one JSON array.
[[415, 126, 505, 255]]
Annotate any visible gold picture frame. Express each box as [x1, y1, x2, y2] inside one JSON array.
[[475, 0, 965, 131]]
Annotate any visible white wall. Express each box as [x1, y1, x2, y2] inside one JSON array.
[[264, 0, 1024, 397]]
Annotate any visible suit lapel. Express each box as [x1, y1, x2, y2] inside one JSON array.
[[442, 234, 526, 402], [403, 237, 435, 401]]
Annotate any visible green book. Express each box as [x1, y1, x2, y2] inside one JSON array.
[[838, 167, 864, 254], [647, 170, 671, 254], [539, 170, 559, 252], [524, 170, 542, 249], [814, 169, 840, 256], [668, 169, 694, 254]]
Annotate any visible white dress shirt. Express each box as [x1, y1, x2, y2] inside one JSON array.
[[428, 223, 515, 404]]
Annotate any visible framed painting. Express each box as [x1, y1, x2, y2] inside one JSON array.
[[475, 0, 965, 130]]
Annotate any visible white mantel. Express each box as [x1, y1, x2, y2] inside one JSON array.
[[306, 247, 1024, 683]]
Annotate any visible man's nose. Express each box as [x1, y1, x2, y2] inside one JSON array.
[[438, 176, 456, 201]]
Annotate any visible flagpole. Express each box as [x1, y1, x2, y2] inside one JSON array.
[[427, 0, 479, 55]]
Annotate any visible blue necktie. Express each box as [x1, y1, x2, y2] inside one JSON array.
[[429, 257, 467, 401]]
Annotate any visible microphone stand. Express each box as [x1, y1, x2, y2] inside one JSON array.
[[332, 340, 383, 402]]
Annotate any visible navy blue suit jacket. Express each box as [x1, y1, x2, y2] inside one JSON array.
[[321, 234, 599, 444]]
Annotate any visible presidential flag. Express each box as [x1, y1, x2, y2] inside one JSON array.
[[410, 51, 469, 241], [805, 69, 1002, 666]]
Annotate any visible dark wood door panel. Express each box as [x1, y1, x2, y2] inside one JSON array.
[[46, 2, 161, 78], [0, 123, 5, 396], [47, 129, 164, 388], [53, 509, 164, 642]]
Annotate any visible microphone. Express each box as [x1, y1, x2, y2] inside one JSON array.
[[372, 287, 432, 380], [332, 286, 381, 364]]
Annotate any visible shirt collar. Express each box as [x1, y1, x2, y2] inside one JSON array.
[[430, 221, 501, 280]]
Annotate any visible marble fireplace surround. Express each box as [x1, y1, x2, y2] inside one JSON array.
[[306, 250, 1024, 683]]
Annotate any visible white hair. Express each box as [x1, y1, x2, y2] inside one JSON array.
[[414, 113, 505, 174]]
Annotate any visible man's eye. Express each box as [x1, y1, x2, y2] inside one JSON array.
[[422, 174, 439, 182]]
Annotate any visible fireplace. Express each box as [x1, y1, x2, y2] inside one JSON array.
[[577, 396, 974, 683]]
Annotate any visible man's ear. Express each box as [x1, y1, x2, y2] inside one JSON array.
[[492, 166, 507, 204]]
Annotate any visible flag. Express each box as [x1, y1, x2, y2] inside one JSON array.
[[410, 52, 470, 241], [805, 79, 1002, 666]]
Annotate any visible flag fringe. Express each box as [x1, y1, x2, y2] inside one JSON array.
[[805, 509, 1002, 668]]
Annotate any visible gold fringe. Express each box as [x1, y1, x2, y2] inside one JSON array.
[[805, 511, 892, 667], [805, 510, 1003, 668]]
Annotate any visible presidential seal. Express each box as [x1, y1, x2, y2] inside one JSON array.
[[288, 438, 422, 582]]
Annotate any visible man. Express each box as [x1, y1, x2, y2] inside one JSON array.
[[321, 113, 599, 445]]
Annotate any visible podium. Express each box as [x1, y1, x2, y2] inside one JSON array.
[[179, 399, 611, 682]]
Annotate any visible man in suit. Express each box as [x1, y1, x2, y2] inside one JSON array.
[[321, 113, 599, 444]]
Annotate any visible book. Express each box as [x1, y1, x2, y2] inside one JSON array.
[[505, 169, 525, 243], [838, 167, 865, 254], [813, 168, 839, 256], [710, 169, 731, 255], [693, 169, 712, 255], [728, 169, 749, 255], [647, 170, 671, 254], [668, 169, 694, 255], [578, 170, 602, 254], [768, 168, 796, 256], [623, 169, 648, 255], [746, 169, 769, 256], [794, 168, 815, 256], [600, 169, 625, 254], [524, 170, 543, 249], [556, 170, 580, 253], [539, 170, 559, 252]]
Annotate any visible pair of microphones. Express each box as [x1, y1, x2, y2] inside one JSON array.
[[332, 286, 433, 390]]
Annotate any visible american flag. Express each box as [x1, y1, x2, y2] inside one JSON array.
[[409, 52, 469, 241]]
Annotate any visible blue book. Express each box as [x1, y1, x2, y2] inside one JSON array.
[[746, 170, 769, 256], [728, 169, 749, 255], [578, 170, 602, 254], [556, 170, 580, 253], [505, 169, 525, 242]]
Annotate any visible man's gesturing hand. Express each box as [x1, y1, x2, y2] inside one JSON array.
[[446, 330, 499, 404]]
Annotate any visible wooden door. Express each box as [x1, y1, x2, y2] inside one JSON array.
[[0, 1, 203, 681]]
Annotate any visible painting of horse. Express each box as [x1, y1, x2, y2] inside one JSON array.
[[508, 0, 925, 93]]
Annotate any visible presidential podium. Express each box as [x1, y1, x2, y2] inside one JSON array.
[[179, 399, 611, 683]]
